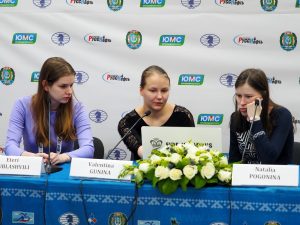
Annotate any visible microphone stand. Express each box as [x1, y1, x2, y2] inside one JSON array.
[[45, 98, 62, 174], [106, 110, 151, 159], [241, 99, 259, 163]]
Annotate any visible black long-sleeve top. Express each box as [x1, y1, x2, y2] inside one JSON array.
[[229, 107, 294, 164], [118, 105, 195, 160]]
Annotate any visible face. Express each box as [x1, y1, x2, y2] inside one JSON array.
[[43, 74, 74, 110], [235, 83, 262, 117], [140, 73, 170, 112]]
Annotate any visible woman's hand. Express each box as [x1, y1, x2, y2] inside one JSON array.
[[21, 151, 49, 163], [137, 146, 143, 158], [49, 152, 71, 165], [247, 98, 262, 121]]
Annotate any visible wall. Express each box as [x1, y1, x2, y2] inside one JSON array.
[[0, 0, 299, 159]]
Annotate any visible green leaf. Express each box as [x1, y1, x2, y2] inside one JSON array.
[[135, 171, 144, 184], [206, 177, 218, 184], [176, 158, 190, 169], [194, 174, 206, 189], [152, 176, 160, 187], [145, 168, 155, 181], [179, 176, 190, 192], [158, 179, 179, 195]]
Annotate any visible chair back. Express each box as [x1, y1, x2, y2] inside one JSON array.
[[74, 137, 104, 159], [92, 137, 104, 159], [292, 142, 300, 164]]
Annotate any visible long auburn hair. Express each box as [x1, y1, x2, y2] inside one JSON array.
[[31, 57, 76, 147], [232, 68, 279, 136]]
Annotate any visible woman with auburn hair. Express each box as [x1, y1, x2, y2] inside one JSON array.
[[229, 68, 294, 164], [5, 57, 94, 165], [118, 65, 195, 160]]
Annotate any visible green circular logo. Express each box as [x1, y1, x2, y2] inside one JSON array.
[[0, 67, 15, 85], [126, 30, 142, 49], [280, 31, 297, 51]]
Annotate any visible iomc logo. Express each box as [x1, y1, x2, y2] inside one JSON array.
[[140, 0, 165, 7], [178, 74, 204, 85], [197, 114, 223, 125], [0, 0, 18, 6], [159, 35, 185, 46], [12, 33, 37, 44]]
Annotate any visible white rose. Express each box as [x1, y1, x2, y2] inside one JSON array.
[[184, 143, 199, 155], [154, 166, 170, 180], [159, 146, 170, 155], [183, 165, 198, 180], [219, 156, 228, 166], [185, 153, 201, 164], [217, 169, 232, 183], [198, 145, 209, 151], [170, 153, 182, 164], [169, 168, 182, 181], [200, 162, 216, 179], [139, 163, 150, 173], [150, 154, 162, 164]]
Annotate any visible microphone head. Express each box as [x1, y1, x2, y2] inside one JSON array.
[[144, 110, 151, 116], [255, 99, 260, 106]]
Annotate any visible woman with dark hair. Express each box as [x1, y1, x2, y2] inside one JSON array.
[[5, 57, 94, 164], [118, 65, 195, 160], [229, 68, 294, 164]]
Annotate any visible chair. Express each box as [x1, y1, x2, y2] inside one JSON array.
[[74, 137, 104, 159], [291, 142, 300, 164]]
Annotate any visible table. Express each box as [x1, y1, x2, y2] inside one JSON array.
[[0, 163, 300, 225]]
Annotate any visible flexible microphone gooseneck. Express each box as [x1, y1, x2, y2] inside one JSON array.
[[241, 99, 260, 163], [45, 97, 62, 174], [106, 110, 151, 159]]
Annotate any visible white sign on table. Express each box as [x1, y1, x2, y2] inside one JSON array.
[[0, 156, 43, 176], [70, 158, 133, 181], [232, 164, 299, 187]]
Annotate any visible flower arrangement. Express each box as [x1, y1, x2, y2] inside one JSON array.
[[118, 141, 232, 195]]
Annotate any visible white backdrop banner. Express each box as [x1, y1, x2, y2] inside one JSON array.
[[0, 0, 299, 160]]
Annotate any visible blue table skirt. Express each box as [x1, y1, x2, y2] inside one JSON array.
[[1, 163, 300, 225]]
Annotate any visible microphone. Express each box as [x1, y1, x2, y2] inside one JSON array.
[[45, 96, 62, 174], [106, 110, 151, 159], [241, 99, 259, 163]]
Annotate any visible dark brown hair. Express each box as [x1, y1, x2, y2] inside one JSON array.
[[232, 68, 279, 135]]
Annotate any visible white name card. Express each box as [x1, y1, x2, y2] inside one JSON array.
[[232, 164, 299, 187], [0, 156, 43, 176], [70, 158, 133, 181]]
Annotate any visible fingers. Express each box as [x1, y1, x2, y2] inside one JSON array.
[[50, 153, 59, 165], [50, 153, 70, 165]]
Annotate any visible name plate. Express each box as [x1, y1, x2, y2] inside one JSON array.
[[70, 158, 133, 180], [0, 156, 43, 176], [232, 164, 299, 187]]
